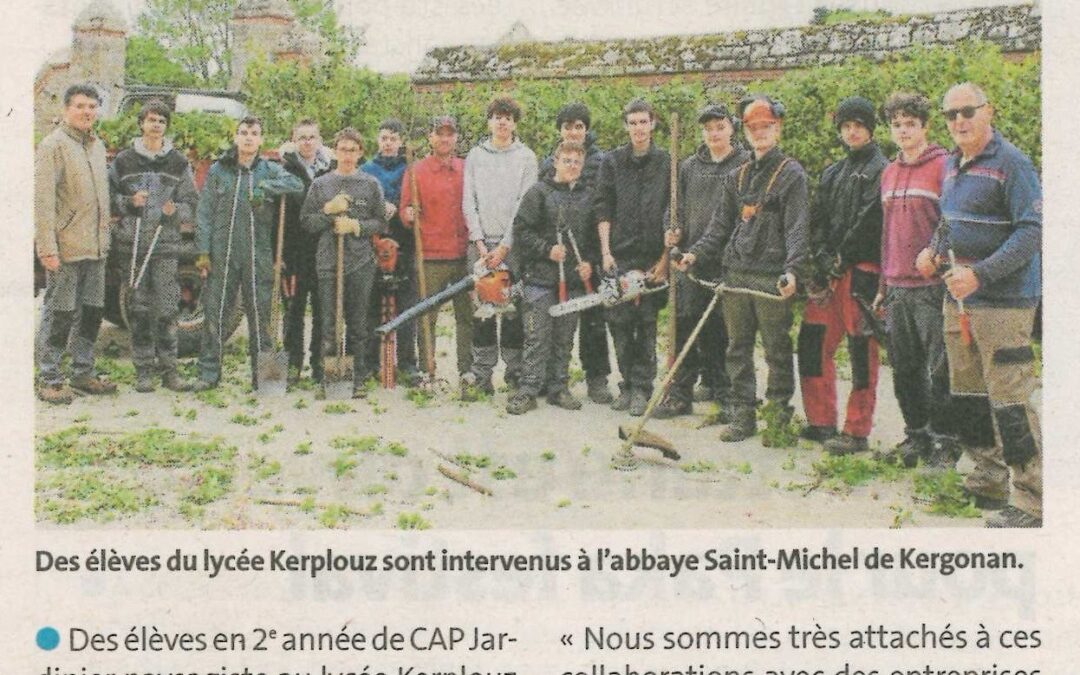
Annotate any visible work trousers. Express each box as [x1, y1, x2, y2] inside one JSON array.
[[723, 291, 794, 407], [319, 264, 377, 386], [283, 270, 322, 378], [420, 259, 473, 376], [36, 259, 106, 386], [669, 292, 729, 404], [198, 260, 272, 385], [882, 284, 953, 439], [130, 256, 180, 374], [471, 309, 524, 386], [606, 299, 660, 395], [944, 302, 1042, 519], [798, 267, 880, 437], [520, 284, 578, 397]]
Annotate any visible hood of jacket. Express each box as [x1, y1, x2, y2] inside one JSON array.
[[478, 137, 531, 156], [132, 136, 175, 160], [896, 142, 948, 168]]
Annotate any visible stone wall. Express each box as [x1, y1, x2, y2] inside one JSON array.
[[412, 4, 1039, 87]]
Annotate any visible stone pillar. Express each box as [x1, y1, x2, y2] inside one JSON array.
[[230, 0, 296, 91]]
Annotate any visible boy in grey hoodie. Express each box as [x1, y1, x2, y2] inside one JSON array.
[[461, 97, 539, 395]]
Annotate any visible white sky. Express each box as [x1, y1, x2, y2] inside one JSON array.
[[22, 0, 1028, 76]]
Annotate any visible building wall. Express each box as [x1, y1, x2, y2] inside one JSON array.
[[412, 4, 1040, 90]]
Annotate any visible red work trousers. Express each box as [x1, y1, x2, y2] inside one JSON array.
[[798, 266, 880, 438]]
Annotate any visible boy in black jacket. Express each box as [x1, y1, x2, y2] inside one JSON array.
[[798, 96, 888, 455], [109, 99, 198, 392], [595, 99, 671, 417], [508, 141, 597, 414]]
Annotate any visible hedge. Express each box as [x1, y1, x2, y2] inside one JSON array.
[[98, 41, 1039, 177]]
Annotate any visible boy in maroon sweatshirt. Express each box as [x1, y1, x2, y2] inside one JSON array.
[[874, 92, 952, 466]]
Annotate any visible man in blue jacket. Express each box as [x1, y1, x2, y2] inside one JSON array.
[[194, 116, 304, 390], [918, 82, 1042, 527]]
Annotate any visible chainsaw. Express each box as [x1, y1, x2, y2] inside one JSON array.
[[548, 268, 668, 317]]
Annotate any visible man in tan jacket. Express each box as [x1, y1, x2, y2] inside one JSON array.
[[35, 84, 116, 403]]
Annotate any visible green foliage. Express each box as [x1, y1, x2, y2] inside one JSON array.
[[322, 402, 353, 415], [811, 8, 895, 25], [758, 401, 801, 449], [812, 454, 906, 488], [454, 453, 491, 469], [37, 427, 236, 469], [396, 512, 432, 530], [680, 459, 717, 474], [229, 413, 259, 426], [319, 503, 350, 528], [248, 454, 281, 481], [242, 57, 419, 148], [183, 466, 234, 505], [137, 0, 235, 86], [491, 465, 517, 480], [747, 42, 1041, 177], [96, 106, 235, 159], [38, 471, 157, 524], [912, 470, 982, 518], [126, 35, 200, 87]]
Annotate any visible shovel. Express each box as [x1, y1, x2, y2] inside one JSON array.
[[323, 231, 353, 399], [256, 198, 289, 396]]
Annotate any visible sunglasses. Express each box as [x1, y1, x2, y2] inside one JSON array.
[[942, 103, 986, 121]]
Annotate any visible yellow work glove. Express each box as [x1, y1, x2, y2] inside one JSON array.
[[195, 254, 210, 273], [334, 216, 361, 237], [323, 192, 351, 215]]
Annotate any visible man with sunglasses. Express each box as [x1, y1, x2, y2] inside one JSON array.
[[917, 82, 1042, 527]]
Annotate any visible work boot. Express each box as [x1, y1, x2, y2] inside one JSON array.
[[192, 379, 218, 392], [504, 373, 520, 392], [923, 435, 959, 470], [547, 388, 582, 411], [69, 375, 117, 395], [693, 384, 715, 403], [459, 372, 493, 401], [652, 395, 692, 419], [720, 405, 756, 442], [985, 505, 1041, 528], [800, 425, 838, 443], [628, 388, 650, 417], [37, 383, 74, 405], [878, 432, 929, 467], [962, 488, 1007, 511], [161, 369, 193, 392], [506, 393, 537, 415], [587, 376, 614, 405], [824, 433, 870, 456], [134, 369, 157, 393], [610, 383, 631, 411]]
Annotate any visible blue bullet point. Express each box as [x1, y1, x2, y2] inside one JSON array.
[[37, 627, 60, 650]]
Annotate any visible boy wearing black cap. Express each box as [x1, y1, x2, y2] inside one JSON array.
[[676, 96, 808, 442], [798, 96, 888, 455], [655, 103, 749, 419], [539, 102, 613, 404]]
